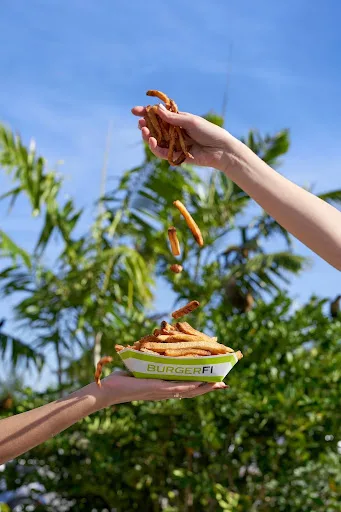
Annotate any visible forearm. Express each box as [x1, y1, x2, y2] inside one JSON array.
[[0, 382, 110, 464], [224, 136, 341, 270]]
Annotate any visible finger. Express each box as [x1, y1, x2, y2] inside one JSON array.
[[140, 126, 189, 163], [157, 104, 192, 128], [141, 126, 151, 142], [166, 381, 204, 391], [138, 119, 147, 130], [163, 381, 204, 394], [146, 133, 169, 160], [212, 382, 229, 390], [184, 382, 228, 398], [131, 106, 147, 117]]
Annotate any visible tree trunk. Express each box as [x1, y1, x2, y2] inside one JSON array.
[[94, 331, 103, 368]]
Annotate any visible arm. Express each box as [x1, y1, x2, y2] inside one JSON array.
[[224, 136, 341, 271], [133, 104, 341, 271], [0, 374, 225, 464]]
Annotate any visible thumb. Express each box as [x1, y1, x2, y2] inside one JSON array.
[[157, 104, 191, 127]]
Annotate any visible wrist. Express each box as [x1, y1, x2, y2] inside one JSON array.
[[220, 133, 252, 179]]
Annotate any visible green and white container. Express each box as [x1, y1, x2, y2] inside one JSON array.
[[118, 348, 240, 382]]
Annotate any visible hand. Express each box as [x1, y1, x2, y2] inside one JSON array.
[[100, 371, 228, 406], [131, 104, 236, 172]]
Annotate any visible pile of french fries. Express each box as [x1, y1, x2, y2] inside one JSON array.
[[115, 301, 243, 360]]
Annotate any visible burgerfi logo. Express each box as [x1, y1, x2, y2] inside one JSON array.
[[147, 364, 214, 375]]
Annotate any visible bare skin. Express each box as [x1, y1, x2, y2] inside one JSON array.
[[132, 104, 341, 271], [0, 372, 227, 464]]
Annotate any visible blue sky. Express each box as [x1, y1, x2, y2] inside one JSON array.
[[1, 0, 341, 386]]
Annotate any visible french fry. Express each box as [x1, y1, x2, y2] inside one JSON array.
[[144, 111, 158, 140], [146, 89, 171, 106], [235, 350, 243, 360], [170, 264, 183, 274], [95, 356, 113, 387], [172, 300, 200, 319], [164, 348, 211, 357], [176, 322, 213, 341], [173, 200, 204, 247], [176, 126, 193, 159], [145, 105, 163, 144], [140, 347, 159, 354], [159, 321, 177, 335], [137, 334, 159, 344], [141, 341, 233, 355], [168, 227, 181, 256], [156, 333, 216, 343], [161, 321, 176, 331]]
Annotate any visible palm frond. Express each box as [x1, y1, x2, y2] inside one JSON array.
[[317, 189, 341, 208], [0, 330, 44, 369]]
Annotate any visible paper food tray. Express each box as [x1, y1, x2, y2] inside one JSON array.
[[118, 348, 240, 382]]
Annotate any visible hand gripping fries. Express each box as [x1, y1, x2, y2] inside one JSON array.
[[144, 90, 193, 166], [171, 300, 200, 319], [173, 200, 204, 247], [168, 227, 181, 256]]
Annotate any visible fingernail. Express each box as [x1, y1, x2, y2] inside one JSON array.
[[158, 103, 166, 110]]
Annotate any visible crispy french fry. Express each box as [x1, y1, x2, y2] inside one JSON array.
[[169, 99, 178, 112], [115, 345, 124, 352], [149, 105, 170, 141], [168, 227, 181, 256], [164, 348, 211, 357], [235, 350, 243, 360], [146, 105, 163, 144], [137, 334, 159, 344], [172, 152, 187, 166], [167, 126, 177, 166], [144, 112, 158, 140], [141, 341, 232, 355], [176, 126, 194, 159], [153, 328, 162, 336], [146, 89, 171, 106], [173, 200, 204, 247], [170, 264, 183, 274], [161, 320, 175, 330], [156, 333, 214, 343], [176, 322, 213, 341], [140, 347, 159, 354], [171, 300, 200, 319], [95, 356, 113, 387]]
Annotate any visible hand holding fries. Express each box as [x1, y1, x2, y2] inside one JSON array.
[[144, 90, 194, 166]]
